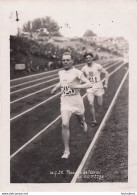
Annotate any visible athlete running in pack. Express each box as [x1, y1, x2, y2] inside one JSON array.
[[51, 52, 92, 159]]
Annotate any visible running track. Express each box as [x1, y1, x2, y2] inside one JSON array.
[[10, 59, 128, 183]]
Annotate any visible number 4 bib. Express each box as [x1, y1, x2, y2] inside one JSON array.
[[89, 76, 97, 83]]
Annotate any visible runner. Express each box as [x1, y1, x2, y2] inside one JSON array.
[[80, 51, 109, 126], [51, 52, 92, 159]]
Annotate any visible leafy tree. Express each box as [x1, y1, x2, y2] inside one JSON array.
[[83, 29, 96, 37], [23, 16, 62, 36]]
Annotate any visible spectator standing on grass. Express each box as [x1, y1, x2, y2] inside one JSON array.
[[80, 51, 109, 126], [51, 52, 92, 159]]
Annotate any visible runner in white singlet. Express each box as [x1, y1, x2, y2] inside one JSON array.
[[51, 52, 92, 159], [81, 52, 109, 126]]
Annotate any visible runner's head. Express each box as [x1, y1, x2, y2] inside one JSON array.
[[62, 52, 73, 70], [84, 51, 94, 66]]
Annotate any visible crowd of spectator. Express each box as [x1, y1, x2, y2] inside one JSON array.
[[10, 35, 128, 79], [82, 36, 128, 56], [10, 35, 84, 78]]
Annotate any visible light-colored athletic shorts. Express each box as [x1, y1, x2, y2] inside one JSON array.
[[60, 94, 85, 115], [87, 87, 104, 96], [87, 82, 104, 96]]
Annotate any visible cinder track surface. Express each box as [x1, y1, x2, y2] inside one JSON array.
[[10, 60, 128, 183]]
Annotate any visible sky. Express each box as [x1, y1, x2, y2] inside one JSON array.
[[1, 0, 137, 39]]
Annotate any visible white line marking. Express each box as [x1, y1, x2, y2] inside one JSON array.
[[10, 63, 85, 88], [10, 62, 120, 120], [11, 83, 57, 104], [10, 63, 126, 159], [10, 63, 86, 82], [10, 60, 114, 84], [10, 64, 85, 94], [10, 61, 118, 104], [10, 76, 59, 95], [10, 61, 113, 94], [10, 92, 61, 121], [10, 72, 58, 88], [102, 62, 125, 82], [10, 68, 64, 82], [10, 115, 61, 159], [71, 69, 129, 183], [10, 77, 59, 94]]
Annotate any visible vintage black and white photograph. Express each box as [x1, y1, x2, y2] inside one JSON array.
[[1, 0, 137, 192]]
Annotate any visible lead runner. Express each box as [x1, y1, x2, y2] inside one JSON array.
[[51, 52, 92, 159]]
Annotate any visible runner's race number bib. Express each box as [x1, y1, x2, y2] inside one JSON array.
[[61, 86, 75, 95], [89, 76, 97, 83]]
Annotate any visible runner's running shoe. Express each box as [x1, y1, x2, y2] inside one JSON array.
[[62, 150, 70, 159]]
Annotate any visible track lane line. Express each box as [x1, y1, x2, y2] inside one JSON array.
[[10, 115, 61, 159], [10, 63, 87, 82], [10, 63, 85, 88], [10, 76, 59, 95], [11, 83, 57, 104], [10, 62, 121, 121], [10, 60, 113, 82], [10, 92, 61, 121], [11, 61, 119, 104], [71, 69, 129, 183], [10, 72, 58, 89], [10, 61, 114, 94], [10, 62, 126, 159]]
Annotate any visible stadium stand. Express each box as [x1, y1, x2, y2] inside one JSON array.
[[10, 35, 128, 79]]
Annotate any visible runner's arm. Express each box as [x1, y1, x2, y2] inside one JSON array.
[[101, 68, 109, 88], [80, 69, 88, 83], [51, 82, 61, 94], [69, 74, 92, 89]]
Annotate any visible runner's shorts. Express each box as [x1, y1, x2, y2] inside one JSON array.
[[60, 94, 85, 115], [87, 82, 104, 96]]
